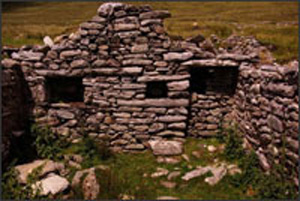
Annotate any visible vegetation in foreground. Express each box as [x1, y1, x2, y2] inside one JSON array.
[[2, 1, 298, 64], [2, 122, 298, 200]]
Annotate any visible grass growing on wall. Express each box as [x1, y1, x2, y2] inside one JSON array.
[[2, 1, 298, 64]]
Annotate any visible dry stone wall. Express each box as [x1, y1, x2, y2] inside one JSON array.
[[233, 61, 299, 184], [1, 2, 298, 178]]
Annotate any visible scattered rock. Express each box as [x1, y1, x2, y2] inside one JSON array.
[[207, 145, 217, 153], [15, 160, 64, 184], [151, 167, 169, 178], [32, 173, 69, 196], [167, 171, 181, 180], [156, 156, 181, 164], [160, 181, 176, 189]]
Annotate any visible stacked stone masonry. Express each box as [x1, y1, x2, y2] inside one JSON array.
[[1, 3, 298, 182]]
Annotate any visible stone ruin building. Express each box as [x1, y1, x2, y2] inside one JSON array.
[[2, 2, 299, 185]]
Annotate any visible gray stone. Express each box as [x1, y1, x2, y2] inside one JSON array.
[[33, 174, 69, 196], [43, 36, 54, 47], [167, 80, 190, 91], [167, 171, 181, 180], [160, 181, 176, 189], [15, 160, 64, 184], [157, 130, 185, 137], [122, 59, 152, 66], [141, 19, 162, 26], [151, 167, 169, 178], [157, 115, 187, 123], [182, 167, 210, 181], [12, 51, 44, 62], [56, 110, 75, 120], [60, 50, 81, 59], [97, 3, 124, 16], [115, 31, 140, 39], [163, 52, 193, 61], [204, 165, 227, 186], [121, 67, 143, 75], [80, 22, 104, 30], [149, 123, 165, 133], [149, 140, 183, 156], [138, 74, 190, 82], [131, 44, 149, 53], [182, 59, 239, 67], [118, 99, 189, 107], [267, 115, 283, 132], [168, 122, 186, 130], [114, 23, 139, 31], [1, 58, 19, 68], [70, 59, 88, 68]]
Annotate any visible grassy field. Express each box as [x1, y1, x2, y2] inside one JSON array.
[[2, 1, 298, 63]]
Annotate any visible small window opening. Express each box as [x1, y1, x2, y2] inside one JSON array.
[[190, 67, 238, 95], [46, 76, 84, 103], [146, 81, 168, 98]]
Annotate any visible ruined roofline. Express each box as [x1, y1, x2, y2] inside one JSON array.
[[2, 2, 266, 69]]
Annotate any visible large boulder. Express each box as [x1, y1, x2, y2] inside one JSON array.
[[149, 140, 183, 156]]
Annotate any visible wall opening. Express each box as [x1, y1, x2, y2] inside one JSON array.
[[46, 76, 84, 103], [146, 81, 168, 98], [190, 67, 238, 95]]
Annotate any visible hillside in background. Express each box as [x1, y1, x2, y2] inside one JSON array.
[[2, 1, 298, 63]]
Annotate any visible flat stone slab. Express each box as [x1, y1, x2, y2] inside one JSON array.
[[149, 140, 183, 156]]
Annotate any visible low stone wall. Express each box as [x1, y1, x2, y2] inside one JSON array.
[[233, 61, 298, 185]]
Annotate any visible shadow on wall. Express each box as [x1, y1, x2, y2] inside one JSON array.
[[2, 62, 35, 168]]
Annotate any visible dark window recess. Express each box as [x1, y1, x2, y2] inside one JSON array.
[[146, 81, 168, 98], [46, 77, 84, 103], [190, 67, 238, 95]]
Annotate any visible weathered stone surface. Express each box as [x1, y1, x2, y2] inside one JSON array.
[[118, 99, 189, 107], [15, 160, 64, 184], [157, 130, 185, 137], [157, 115, 187, 123], [267, 115, 283, 132], [167, 80, 190, 91], [157, 196, 179, 200], [151, 167, 169, 178], [182, 59, 239, 67], [122, 59, 152, 66], [141, 19, 162, 26], [121, 67, 143, 75], [43, 36, 54, 47], [70, 59, 88, 68], [60, 50, 81, 59], [82, 170, 100, 200], [33, 174, 69, 196], [131, 44, 149, 53], [56, 110, 75, 120], [1, 58, 19, 68], [140, 10, 171, 19], [115, 31, 140, 39], [182, 167, 210, 181], [92, 59, 106, 67], [114, 23, 139, 31], [163, 52, 193, 61], [137, 75, 190, 82], [97, 2, 124, 16], [149, 140, 183, 156], [149, 123, 165, 133], [12, 51, 44, 61]]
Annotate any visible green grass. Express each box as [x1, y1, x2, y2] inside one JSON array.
[[63, 137, 252, 199], [2, 2, 298, 64]]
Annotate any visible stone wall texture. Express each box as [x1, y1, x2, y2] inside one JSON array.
[[1, 2, 298, 184]]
